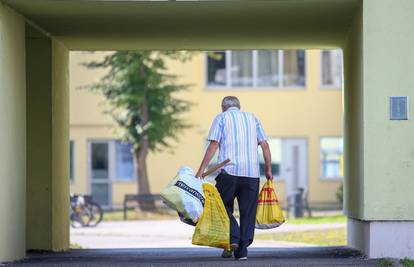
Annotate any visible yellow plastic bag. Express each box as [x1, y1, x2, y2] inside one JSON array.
[[256, 180, 285, 229], [192, 183, 230, 250]]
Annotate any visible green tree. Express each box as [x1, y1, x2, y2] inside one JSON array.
[[84, 51, 192, 209], [336, 183, 343, 207]]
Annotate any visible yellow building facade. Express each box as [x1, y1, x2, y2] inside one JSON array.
[[3, 0, 414, 260], [69, 50, 343, 210]]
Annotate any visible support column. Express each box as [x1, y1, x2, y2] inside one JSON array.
[[26, 25, 70, 251], [0, 2, 26, 262], [344, 0, 414, 258]]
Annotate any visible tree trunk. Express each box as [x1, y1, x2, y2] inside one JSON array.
[[135, 100, 156, 211]]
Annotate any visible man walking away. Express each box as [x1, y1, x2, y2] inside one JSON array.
[[196, 96, 273, 261]]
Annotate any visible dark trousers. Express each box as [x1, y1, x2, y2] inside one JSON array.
[[215, 171, 259, 258]]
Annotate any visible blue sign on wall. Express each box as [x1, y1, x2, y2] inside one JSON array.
[[389, 96, 409, 120]]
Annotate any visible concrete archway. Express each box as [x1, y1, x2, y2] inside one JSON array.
[[1, 0, 414, 262]]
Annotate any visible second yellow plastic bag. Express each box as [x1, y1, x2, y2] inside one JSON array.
[[192, 183, 230, 250], [255, 180, 285, 229]]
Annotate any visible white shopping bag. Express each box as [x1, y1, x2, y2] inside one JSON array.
[[161, 166, 205, 224], [161, 159, 230, 225]]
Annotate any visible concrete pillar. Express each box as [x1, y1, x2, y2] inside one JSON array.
[[26, 25, 70, 251], [344, 0, 414, 258], [0, 2, 26, 262]]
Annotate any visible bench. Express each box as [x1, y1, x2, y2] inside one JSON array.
[[284, 188, 312, 218], [123, 194, 167, 220]]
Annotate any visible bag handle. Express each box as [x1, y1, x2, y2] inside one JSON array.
[[202, 159, 231, 178]]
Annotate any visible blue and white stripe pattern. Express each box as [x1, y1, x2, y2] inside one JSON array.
[[207, 107, 267, 178]]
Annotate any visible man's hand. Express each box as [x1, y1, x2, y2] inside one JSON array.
[[195, 169, 204, 179], [265, 169, 273, 180]]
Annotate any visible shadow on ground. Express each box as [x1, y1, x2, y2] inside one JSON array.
[[8, 247, 380, 266]]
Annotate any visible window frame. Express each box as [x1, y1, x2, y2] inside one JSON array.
[[205, 50, 306, 90], [87, 139, 113, 209], [319, 136, 344, 180], [320, 49, 343, 90], [88, 139, 137, 183], [114, 140, 137, 182]]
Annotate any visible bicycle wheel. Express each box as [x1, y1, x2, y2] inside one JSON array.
[[71, 207, 90, 228], [86, 202, 103, 227]]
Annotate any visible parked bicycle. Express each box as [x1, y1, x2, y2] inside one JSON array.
[[70, 194, 104, 228]]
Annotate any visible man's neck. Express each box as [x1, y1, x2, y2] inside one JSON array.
[[226, 107, 240, 112]]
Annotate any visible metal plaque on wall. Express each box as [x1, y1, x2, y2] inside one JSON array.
[[389, 96, 409, 120]]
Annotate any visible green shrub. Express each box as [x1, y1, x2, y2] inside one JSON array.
[[400, 258, 414, 267]]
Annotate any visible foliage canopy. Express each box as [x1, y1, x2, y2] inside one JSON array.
[[83, 51, 193, 152]]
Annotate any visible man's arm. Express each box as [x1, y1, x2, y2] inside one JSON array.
[[195, 141, 219, 178], [260, 140, 273, 180]]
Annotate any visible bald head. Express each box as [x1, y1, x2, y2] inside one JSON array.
[[221, 96, 241, 112]]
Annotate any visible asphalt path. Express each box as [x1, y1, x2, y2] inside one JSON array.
[[7, 247, 380, 266]]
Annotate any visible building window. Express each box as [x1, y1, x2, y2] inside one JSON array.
[[283, 50, 306, 87], [115, 141, 134, 181], [321, 49, 343, 88], [231, 51, 253, 87], [207, 51, 226, 86], [206, 50, 306, 88], [91, 142, 110, 179], [257, 50, 279, 87], [320, 137, 344, 179], [259, 138, 282, 179], [90, 140, 135, 181], [70, 141, 74, 181]]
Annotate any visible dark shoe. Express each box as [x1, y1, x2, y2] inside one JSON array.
[[221, 243, 239, 258]]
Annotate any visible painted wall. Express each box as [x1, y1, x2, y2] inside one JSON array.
[[343, 5, 364, 219], [51, 39, 70, 250], [3, 0, 359, 50], [26, 25, 69, 250], [26, 26, 53, 250], [69, 50, 344, 208], [344, 0, 414, 221], [362, 0, 414, 220], [0, 2, 26, 262]]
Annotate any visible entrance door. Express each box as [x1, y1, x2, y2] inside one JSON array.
[[89, 141, 112, 208], [281, 138, 308, 199]]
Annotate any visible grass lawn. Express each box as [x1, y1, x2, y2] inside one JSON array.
[[70, 243, 83, 249], [104, 210, 346, 224], [285, 215, 346, 225], [103, 210, 177, 221], [400, 258, 414, 267], [377, 258, 414, 267], [255, 228, 346, 246]]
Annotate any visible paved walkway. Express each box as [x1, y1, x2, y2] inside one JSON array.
[[7, 247, 380, 266], [70, 220, 345, 249], [5, 221, 379, 266]]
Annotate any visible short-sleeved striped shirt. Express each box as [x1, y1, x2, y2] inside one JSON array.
[[207, 107, 267, 178]]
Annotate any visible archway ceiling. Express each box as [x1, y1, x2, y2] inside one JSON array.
[[5, 0, 360, 50]]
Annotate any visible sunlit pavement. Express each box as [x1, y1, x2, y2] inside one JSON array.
[[70, 220, 346, 249], [9, 247, 380, 266], [6, 221, 377, 266]]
